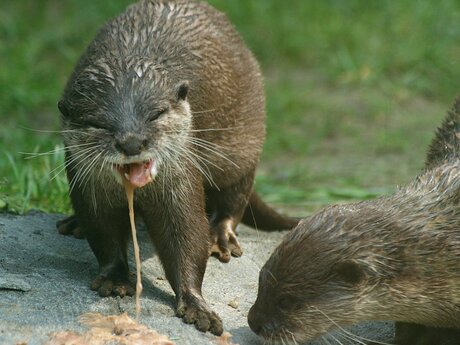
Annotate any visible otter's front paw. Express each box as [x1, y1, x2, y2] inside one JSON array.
[[176, 295, 223, 335], [90, 273, 136, 298], [56, 215, 85, 239], [210, 219, 242, 263]]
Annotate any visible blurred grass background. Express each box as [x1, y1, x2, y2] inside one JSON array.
[[0, 0, 459, 214]]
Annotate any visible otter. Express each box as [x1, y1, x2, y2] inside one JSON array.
[[56, 0, 297, 335], [248, 98, 460, 345]]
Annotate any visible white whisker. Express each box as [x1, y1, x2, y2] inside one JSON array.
[[187, 146, 225, 172], [75, 87, 99, 107], [68, 148, 101, 195], [19, 126, 89, 135], [186, 137, 239, 168], [21, 142, 94, 159], [286, 329, 298, 345], [78, 151, 104, 191], [191, 108, 216, 115], [181, 151, 219, 189], [328, 333, 345, 345], [321, 335, 333, 345], [165, 137, 220, 189], [336, 331, 366, 345], [312, 307, 392, 345], [187, 126, 247, 133], [49, 145, 99, 180]]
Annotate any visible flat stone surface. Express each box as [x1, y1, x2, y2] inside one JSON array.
[[0, 210, 428, 345]]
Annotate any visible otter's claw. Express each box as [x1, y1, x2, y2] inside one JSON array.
[[176, 294, 223, 335], [210, 219, 242, 263]]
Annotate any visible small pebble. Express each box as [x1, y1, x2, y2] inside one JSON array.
[[227, 298, 238, 309]]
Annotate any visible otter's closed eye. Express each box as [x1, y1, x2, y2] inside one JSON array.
[[148, 108, 168, 122]]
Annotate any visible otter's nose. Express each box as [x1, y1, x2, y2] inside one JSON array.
[[248, 306, 263, 335], [115, 135, 147, 156]]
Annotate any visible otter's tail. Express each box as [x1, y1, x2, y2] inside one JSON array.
[[425, 97, 460, 169], [241, 191, 299, 231]]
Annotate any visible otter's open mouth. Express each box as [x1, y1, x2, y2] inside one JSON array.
[[115, 160, 157, 188]]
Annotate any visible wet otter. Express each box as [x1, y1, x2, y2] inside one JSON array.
[[248, 98, 460, 344], [57, 0, 297, 335]]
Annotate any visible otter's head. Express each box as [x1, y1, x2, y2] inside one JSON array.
[[248, 203, 393, 343], [58, 58, 191, 190]]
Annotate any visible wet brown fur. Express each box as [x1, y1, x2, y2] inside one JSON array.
[[248, 98, 460, 344], [57, 0, 296, 336]]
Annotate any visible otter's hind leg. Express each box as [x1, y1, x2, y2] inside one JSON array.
[[206, 171, 255, 263]]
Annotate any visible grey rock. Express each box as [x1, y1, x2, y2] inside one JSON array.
[[0, 273, 32, 292], [0, 212, 395, 345]]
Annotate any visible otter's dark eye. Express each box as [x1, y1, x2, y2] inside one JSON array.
[[148, 108, 168, 122]]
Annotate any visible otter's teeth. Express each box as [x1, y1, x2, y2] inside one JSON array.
[[124, 172, 130, 181]]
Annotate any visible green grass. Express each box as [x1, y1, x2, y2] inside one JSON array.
[[0, 0, 459, 214]]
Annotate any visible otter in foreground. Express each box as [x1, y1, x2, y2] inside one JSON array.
[[57, 0, 297, 335], [248, 98, 460, 344]]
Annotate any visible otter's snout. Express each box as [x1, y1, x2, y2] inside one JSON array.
[[248, 306, 262, 334], [115, 134, 148, 156], [248, 304, 270, 335]]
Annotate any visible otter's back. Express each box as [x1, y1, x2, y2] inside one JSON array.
[[426, 98, 460, 168]]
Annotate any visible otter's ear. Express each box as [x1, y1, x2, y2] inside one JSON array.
[[57, 100, 70, 117], [333, 260, 366, 286], [176, 81, 189, 101]]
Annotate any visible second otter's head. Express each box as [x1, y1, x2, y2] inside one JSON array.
[[248, 202, 400, 343], [59, 57, 191, 189]]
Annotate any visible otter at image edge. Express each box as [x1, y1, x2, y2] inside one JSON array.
[[249, 98, 460, 344], [56, 0, 297, 335]]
